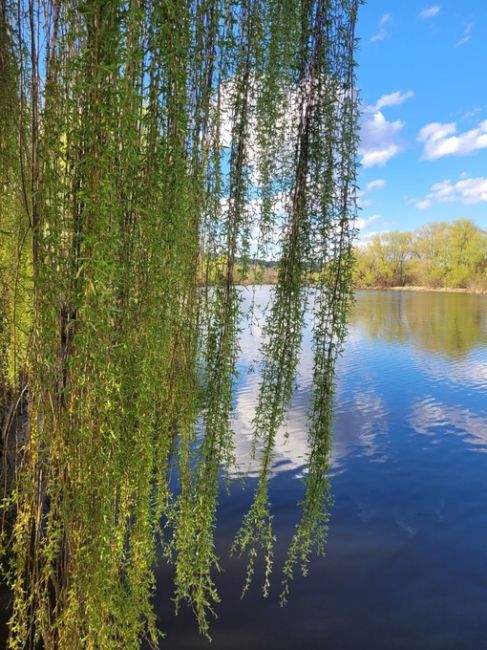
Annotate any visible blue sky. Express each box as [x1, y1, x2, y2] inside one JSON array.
[[355, 1, 487, 240]]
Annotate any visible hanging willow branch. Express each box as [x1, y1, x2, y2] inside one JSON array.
[[0, 0, 362, 647]]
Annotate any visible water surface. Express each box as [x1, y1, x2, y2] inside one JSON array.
[[157, 288, 487, 650]]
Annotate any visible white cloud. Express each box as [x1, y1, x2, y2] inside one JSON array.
[[418, 119, 487, 159], [456, 22, 473, 46], [365, 179, 386, 192], [360, 111, 405, 168], [415, 198, 432, 210], [415, 174, 487, 209], [419, 5, 440, 19], [356, 229, 390, 246], [370, 14, 392, 43], [356, 214, 380, 231], [358, 197, 372, 209], [462, 107, 481, 121], [358, 179, 386, 207], [362, 112, 405, 149], [362, 145, 402, 168], [367, 90, 414, 113], [360, 90, 411, 169]]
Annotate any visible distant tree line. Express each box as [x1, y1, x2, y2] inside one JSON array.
[[354, 218, 487, 290]]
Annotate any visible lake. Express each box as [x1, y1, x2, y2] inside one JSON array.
[[156, 287, 487, 650]]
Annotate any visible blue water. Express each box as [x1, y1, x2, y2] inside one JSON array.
[[156, 288, 487, 649]]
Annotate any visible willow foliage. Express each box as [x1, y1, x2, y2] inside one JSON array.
[[0, 0, 361, 647]]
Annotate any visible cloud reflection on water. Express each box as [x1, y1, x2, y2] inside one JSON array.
[[409, 397, 487, 451], [229, 287, 487, 479]]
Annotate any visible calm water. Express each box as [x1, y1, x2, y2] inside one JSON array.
[[156, 288, 487, 650]]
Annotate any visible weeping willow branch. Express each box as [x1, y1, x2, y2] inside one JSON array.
[[233, 0, 360, 600], [0, 0, 362, 647]]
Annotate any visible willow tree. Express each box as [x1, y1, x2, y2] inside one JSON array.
[[0, 0, 361, 647]]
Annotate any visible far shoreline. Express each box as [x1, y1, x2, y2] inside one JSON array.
[[237, 281, 487, 295], [355, 285, 487, 295]]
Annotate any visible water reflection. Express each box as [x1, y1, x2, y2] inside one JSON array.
[[349, 290, 487, 357], [233, 287, 487, 477], [157, 287, 487, 650], [233, 288, 391, 477], [410, 397, 487, 451], [232, 379, 389, 477]]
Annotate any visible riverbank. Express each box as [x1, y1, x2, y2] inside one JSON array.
[[238, 276, 487, 294], [356, 285, 487, 295]]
